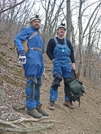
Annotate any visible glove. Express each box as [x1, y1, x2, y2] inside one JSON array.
[[18, 50, 26, 64]]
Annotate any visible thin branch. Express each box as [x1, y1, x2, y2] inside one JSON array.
[[0, 119, 20, 128], [0, 0, 26, 14], [12, 116, 49, 124], [0, 123, 54, 133]]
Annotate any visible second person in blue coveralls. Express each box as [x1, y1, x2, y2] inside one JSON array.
[[46, 23, 76, 110], [14, 15, 49, 118]]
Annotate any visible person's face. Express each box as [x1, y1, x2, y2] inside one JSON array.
[[30, 19, 41, 30], [57, 28, 66, 36]]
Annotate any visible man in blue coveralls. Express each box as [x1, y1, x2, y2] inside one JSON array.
[[14, 15, 49, 118], [46, 23, 76, 110]]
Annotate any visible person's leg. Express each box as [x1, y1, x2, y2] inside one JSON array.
[[64, 78, 75, 109], [62, 62, 75, 109], [26, 76, 43, 118], [49, 73, 62, 110], [49, 88, 58, 110], [34, 78, 41, 104], [35, 78, 49, 116]]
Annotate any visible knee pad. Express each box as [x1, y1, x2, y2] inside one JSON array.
[[53, 73, 62, 86], [51, 73, 62, 90], [26, 79, 36, 100], [26, 86, 31, 97], [51, 84, 58, 90], [37, 78, 42, 86], [26, 80, 32, 97], [54, 73, 62, 80], [64, 78, 72, 85], [27, 76, 37, 84]]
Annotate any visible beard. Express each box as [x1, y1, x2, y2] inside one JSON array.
[[34, 24, 40, 30], [35, 27, 39, 30]]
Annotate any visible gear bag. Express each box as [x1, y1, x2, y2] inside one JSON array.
[[14, 31, 38, 56], [68, 70, 85, 106], [22, 31, 38, 53]]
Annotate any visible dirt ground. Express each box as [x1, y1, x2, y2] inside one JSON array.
[[0, 45, 101, 134]]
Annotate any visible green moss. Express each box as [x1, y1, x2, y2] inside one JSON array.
[[1, 75, 25, 88], [0, 51, 6, 56], [0, 88, 6, 99]]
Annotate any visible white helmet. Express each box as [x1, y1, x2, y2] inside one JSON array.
[[57, 23, 66, 30], [30, 14, 41, 23]]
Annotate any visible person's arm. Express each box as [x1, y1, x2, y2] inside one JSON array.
[[46, 38, 56, 61], [14, 28, 29, 51], [67, 40, 75, 63], [14, 28, 29, 64], [67, 40, 76, 70]]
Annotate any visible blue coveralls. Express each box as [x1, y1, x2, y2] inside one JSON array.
[[14, 26, 44, 109], [50, 37, 72, 102]]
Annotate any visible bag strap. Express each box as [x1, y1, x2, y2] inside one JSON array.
[[29, 31, 38, 40], [64, 38, 67, 45], [54, 37, 58, 45], [72, 69, 76, 79], [54, 37, 67, 46]]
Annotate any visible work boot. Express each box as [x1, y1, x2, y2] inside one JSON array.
[[49, 101, 55, 110], [36, 104, 49, 116], [64, 100, 75, 109], [27, 108, 42, 118]]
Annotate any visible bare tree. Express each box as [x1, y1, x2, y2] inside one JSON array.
[[40, 0, 66, 48], [0, 0, 36, 45], [0, 0, 26, 14], [66, 0, 71, 40], [0, 0, 101, 85], [76, 0, 101, 80]]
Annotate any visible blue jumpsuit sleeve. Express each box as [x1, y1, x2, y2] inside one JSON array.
[[14, 28, 29, 51]]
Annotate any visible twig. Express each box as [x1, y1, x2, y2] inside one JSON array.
[[19, 123, 28, 128], [43, 71, 51, 91], [13, 105, 25, 111], [43, 71, 51, 84], [0, 119, 20, 128], [55, 104, 68, 113], [12, 116, 49, 124], [41, 120, 62, 124], [0, 123, 54, 133]]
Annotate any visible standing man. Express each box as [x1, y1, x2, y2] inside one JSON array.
[[14, 15, 49, 118], [46, 23, 76, 110]]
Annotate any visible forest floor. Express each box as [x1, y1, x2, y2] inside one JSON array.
[[0, 44, 101, 134]]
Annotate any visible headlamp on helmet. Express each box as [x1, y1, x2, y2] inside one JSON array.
[[30, 14, 41, 23], [57, 23, 66, 30]]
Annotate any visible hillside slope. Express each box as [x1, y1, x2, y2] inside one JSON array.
[[0, 45, 101, 134]]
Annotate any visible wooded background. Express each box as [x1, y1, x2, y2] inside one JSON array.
[[0, 0, 101, 86]]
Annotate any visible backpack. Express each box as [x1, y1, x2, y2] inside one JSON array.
[[14, 31, 38, 56], [68, 70, 85, 106]]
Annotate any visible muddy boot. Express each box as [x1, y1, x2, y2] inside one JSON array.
[[49, 101, 55, 110], [27, 108, 42, 118], [36, 104, 49, 116], [64, 100, 75, 109]]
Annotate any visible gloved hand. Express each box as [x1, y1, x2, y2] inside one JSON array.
[[18, 50, 26, 64]]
